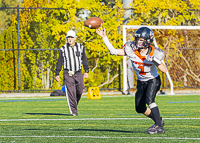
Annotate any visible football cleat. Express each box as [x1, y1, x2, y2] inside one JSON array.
[[146, 117, 165, 132], [71, 113, 78, 116], [147, 126, 165, 134]]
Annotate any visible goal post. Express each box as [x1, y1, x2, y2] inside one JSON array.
[[122, 25, 200, 95]]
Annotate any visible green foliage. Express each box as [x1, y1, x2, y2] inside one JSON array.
[[0, 21, 19, 91], [0, 0, 22, 34], [15, 0, 124, 90], [0, 0, 200, 91], [128, 0, 200, 26]]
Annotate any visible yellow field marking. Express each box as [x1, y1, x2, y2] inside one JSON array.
[[166, 125, 200, 128], [161, 109, 200, 111], [0, 122, 199, 128], [0, 123, 60, 126], [80, 108, 135, 111], [0, 123, 147, 128]]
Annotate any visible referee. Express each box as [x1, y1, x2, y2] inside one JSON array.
[[55, 30, 89, 116]]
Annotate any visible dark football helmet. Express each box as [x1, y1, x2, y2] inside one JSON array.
[[134, 27, 154, 49]]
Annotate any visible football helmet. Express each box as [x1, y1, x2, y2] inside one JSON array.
[[134, 27, 154, 49]]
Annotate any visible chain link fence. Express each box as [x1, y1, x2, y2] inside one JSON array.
[[0, 6, 122, 93], [0, 6, 200, 93]]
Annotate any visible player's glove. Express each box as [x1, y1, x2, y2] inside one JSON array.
[[145, 55, 161, 66]]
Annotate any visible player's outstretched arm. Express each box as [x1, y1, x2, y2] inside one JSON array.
[[96, 27, 125, 56]]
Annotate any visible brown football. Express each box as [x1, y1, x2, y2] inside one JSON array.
[[84, 17, 103, 29]]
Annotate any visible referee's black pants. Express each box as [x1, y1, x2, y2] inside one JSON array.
[[64, 70, 84, 114]]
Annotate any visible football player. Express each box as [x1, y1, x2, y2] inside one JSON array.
[[96, 26, 167, 134]]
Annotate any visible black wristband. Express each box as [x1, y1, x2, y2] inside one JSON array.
[[152, 57, 161, 66], [85, 69, 89, 73]]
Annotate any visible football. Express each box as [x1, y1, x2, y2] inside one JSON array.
[[84, 17, 103, 29]]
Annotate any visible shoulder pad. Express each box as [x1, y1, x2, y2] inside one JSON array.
[[123, 41, 135, 50], [153, 47, 165, 60], [123, 41, 135, 56]]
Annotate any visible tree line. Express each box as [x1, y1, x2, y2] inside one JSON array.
[[0, 0, 199, 91]]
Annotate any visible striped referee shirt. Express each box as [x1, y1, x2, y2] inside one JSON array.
[[56, 43, 89, 76]]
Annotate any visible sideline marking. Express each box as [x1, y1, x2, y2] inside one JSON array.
[[0, 99, 65, 102], [1, 98, 199, 103], [0, 136, 199, 140], [169, 101, 200, 103], [0, 118, 200, 122], [0, 94, 199, 100]]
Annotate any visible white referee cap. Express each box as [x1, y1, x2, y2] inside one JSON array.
[[66, 30, 76, 38]]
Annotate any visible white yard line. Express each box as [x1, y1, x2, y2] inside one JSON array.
[[0, 118, 200, 122], [0, 135, 199, 140], [1, 118, 199, 141]]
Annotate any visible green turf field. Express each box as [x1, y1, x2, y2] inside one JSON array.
[[0, 94, 199, 143]]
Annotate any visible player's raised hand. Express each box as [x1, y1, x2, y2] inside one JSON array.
[[96, 27, 106, 38]]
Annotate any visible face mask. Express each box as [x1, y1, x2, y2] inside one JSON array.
[[135, 39, 144, 49], [135, 38, 150, 49], [136, 43, 143, 49]]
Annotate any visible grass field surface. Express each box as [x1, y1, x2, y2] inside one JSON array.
[[0, 94, 200, 143]]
